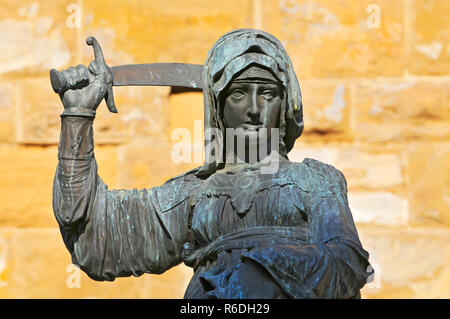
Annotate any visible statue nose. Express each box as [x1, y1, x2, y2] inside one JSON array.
[[247, 90, 260, 118]]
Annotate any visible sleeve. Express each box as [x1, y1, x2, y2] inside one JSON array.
[[53, 114, 195, 281], [241, 160, 373, 298]]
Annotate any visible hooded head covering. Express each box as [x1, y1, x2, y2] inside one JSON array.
[[197, 29, 304, 177]]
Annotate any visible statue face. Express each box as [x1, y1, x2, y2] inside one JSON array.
[[222, 81, 282, 134], [221, 76, 282, 162]]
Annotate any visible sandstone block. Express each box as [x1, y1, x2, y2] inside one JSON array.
[[261, 0, 405, 78], [354, 79, 450, 142], [289, 145, 404, 190], [348, 192, 408, 226], [0, 228, 191, 298], [0, 82, 15, 142], [0, 230, 11, 298], [81, 0, 253, 65], [408, 0, 450, 75], [0, 1, 79, 75], [16, 78, 62, 144], [406, 143, 450, 227], [94, 86, 170, 145], [301, 80, 351, 138], [0, 145, 58, 228], [94, 146, 119, 190], [0, 145, 117, 228], [168, 91, 204, 140], [359, 227, 450, 298], [117, 144, 200, 190]]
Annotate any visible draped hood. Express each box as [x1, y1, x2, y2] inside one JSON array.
[[196, 28, 304, 177]]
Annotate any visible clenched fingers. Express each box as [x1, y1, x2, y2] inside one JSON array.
[[62, 65, 89, 89], [76, 64, 89, 82]]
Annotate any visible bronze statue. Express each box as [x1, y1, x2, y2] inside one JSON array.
[[52, 29, 373, 299]]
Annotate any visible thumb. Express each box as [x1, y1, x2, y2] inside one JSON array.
[[88, 60, 100, 76], [88, 60, 108, 85]]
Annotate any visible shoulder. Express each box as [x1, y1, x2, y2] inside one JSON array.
[[153, 167, 204, 212], [302, 158, 347, 188], [286, 158, 348, 195], [162, 166, 204, 187]]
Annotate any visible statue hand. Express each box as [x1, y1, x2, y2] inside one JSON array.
[[59, 61, 107, 111]]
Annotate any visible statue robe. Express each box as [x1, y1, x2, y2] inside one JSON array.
[[53, 116, 372, 299]]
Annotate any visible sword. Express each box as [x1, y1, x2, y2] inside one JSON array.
[[49, 36, 204, 113]]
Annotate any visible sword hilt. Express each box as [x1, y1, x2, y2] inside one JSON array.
[[49, 36, 118, 113], [86, 36, 117, 113]]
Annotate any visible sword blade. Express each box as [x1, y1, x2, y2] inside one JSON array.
[[111, 63, 204, 89]]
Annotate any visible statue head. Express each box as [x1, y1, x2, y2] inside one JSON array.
[[197, 29, 303, 177], [221, 64, 283, 162]]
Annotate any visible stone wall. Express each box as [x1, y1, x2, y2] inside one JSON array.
[[0, 0, 448, 298]]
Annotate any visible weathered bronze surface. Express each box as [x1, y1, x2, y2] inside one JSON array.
[[51, 28, 373, 299], [111, 63, 203, 89]]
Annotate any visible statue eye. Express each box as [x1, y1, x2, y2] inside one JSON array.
[[262, 89, 277, 99], [230, 90, 245, 99]]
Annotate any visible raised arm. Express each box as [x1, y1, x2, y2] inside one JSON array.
[[52, 61, 194, 281]]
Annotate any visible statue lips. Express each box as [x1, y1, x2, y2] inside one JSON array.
[[242, 122, 263, 131]]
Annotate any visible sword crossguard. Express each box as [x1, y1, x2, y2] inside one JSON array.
[[86, 36, 117, 113], [49, 36, 118, 113]]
